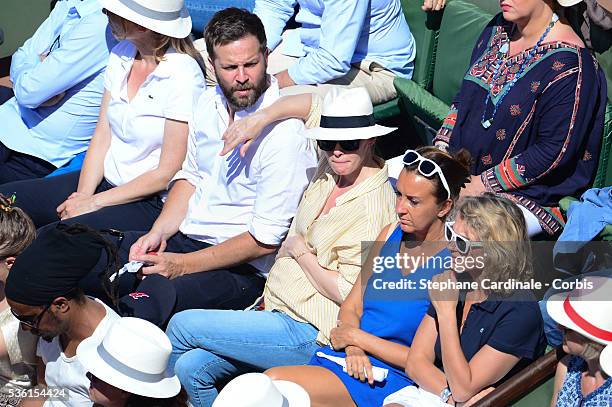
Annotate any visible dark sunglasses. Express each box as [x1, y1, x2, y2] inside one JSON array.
[[11, 303, 51, 329], [317, 139, 361, 152], [445, 221, 484, 255]]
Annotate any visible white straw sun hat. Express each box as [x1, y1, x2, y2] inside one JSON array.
[[213, 373, 310, 407], [100, 0, 192, 38], [601, 344, 612, 376], [76, 317, 181, 399], [546, 276, 612, 345], [304, 87, 396, 141], [557, 0, 583, 7]]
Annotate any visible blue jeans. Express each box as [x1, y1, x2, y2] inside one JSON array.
[[167, 309, 320, 407], [184, 0, 255, 34]]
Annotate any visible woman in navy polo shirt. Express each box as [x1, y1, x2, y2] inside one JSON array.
[[383, 194, 547, 407]]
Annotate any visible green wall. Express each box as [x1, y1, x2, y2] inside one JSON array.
[[0, 1, 51, 58]]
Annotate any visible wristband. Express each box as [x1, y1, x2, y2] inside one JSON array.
[[293, 249, 310, 260]]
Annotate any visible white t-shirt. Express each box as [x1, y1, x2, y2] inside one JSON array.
[[37, 298, 120, 407], [103, 40, 205, 187]]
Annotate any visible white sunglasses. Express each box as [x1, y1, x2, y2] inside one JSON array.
[[445, 221, 484, 254], [402, 150, 451, 199]]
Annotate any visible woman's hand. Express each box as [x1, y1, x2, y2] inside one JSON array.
[[429, 270, 460, 315], [460, 175, 486, 197], [220, 109, 272, 157], [276, 235, 311, 260], [330, 320, 361, 351], [422, 0, 446, 11], [345, 346, 375, 385], [56, 193, 100, 219]]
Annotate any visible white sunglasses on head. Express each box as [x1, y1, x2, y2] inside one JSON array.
[[402, 149, 451, 199]]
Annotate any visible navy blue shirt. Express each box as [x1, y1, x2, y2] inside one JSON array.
[[427, 290, 547, 385]]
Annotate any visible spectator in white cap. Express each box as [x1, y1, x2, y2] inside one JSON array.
[[548, 276, 612, 406], [0, 0, 206, 234], [77, 317, 181, 407], [212, 373, 309, 407]]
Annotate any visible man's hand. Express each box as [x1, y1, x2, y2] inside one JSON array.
[[274, 70, 296, 89], [137, 252, 189, 279], [129, 231, 168, 260], [56, 193, 99, 219]]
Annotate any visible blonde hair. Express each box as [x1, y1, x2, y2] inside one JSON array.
[[0, 194, 36, 259], [453, 194, 532, 296]]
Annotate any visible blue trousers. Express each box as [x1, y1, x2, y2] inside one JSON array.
[[167, 309, 319, 407], [0, 141, 56, 184], [0, 170, 163, 229]]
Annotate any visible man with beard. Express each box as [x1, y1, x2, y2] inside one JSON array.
[[5, 224, 120, 407], [79, 8, 318, 327]]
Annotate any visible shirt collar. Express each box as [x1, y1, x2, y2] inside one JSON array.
[[66, 0, 101, 18], [330, 159, 390, 206], [119, 42, 173, 79]]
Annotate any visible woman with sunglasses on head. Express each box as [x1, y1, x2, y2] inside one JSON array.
[[0, 194, 37, 407], [383, 194, 547, 407], [166, 87, 397, 407], [0, 0, 205, 231], [430, 0, 606, 237], [262, 147, 470, 407]]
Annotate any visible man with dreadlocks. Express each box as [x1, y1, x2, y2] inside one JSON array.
[[5, 224, 120, 407]]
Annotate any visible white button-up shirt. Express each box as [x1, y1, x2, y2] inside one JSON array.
[[103, 40, 205, 187], [174, 77, 318, 275]]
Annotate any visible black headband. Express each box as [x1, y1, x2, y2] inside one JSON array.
[[6, 224, 107, 306], [319, 114, 376, 129]]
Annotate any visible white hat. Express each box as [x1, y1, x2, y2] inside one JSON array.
[[100, 0, 192, 38], [546, 276, 612, 345], [557, 0, 582, 7], [304, 87, 396, 141], [213, 373, 310, 407], [601, 345, 612, 376], [76, 317, 181, 399]]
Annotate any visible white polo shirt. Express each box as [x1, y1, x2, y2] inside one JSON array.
[[173, 77, 318, 276], [103, 40, 205, 187]]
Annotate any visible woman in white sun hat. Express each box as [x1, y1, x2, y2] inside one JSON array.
[[213, 373, 309, 407], [601, 345, 612, 377], [4, 0, 205, 234], [166, 86, 397, 407], [77, 317, 181, 407], [548, 275, 612, 406]]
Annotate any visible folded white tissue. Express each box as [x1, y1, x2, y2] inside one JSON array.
[[315, 351, 389, 382]]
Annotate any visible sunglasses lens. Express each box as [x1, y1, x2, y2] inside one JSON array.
[[317, 140, 336, 151], [418, 160, 436, 176], [456, 237, 468, 254], [403, 151, 419, 165], [339, 140, 361, 151]]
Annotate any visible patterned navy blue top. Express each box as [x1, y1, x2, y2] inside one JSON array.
[[555, 355, 612, 406], [434, 15, 607, 235]]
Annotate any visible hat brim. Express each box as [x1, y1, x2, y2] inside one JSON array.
[[601, 345, 612, 376], [77, 337, 181, 399], [274, 381, 311, 407], [557, 0, 582, 6], [304, 124, 396, 140], [100, 0, 192, 38], [546, 293, 612, 345]]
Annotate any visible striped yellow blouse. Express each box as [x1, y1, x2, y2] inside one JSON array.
[[264, 158, 397, 345]]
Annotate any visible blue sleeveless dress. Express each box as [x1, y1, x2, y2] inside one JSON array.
[[309, 225, 450, 406], [555, 356, 612, 407]]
